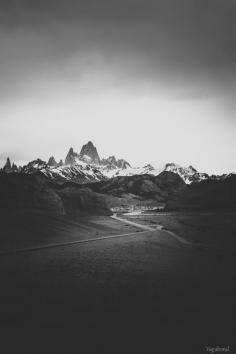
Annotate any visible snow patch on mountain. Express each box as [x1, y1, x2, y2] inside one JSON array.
[[2, 141, 234, 184], [102, 164, 162, 179], [163, 163, 209, 184], [22, 158, 106, 183]]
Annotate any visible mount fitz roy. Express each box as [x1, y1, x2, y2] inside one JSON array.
[[1, 141, 232, 184]]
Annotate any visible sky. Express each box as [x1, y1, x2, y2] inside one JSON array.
[[0, 0, 236, 174]]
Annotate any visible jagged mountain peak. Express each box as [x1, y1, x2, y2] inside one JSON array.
[[116, 159, 131, 169], [107, 156, 117, 163], [25, 158, 47, 168], [3, 157, 12, 173], [65, 147, 79, 165], [100, 156, 131, 173], [164, 162, 196, 172], [164, 162, 197, 173], [164, 162, 181, 169], [79, 141, 100, 164], [188, 165, 197, 173], [48, 156, 58, 167], [68, 147, 74, 154], [87, 141, 95, 147], [4, 141, 226, 184], [4, 157, 11, 168], [163, 162, 209, 184]]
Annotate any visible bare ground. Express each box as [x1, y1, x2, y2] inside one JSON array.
[[0, 211, 141, 252], [0, 212, 235, 353]]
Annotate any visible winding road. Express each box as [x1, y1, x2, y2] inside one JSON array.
[[111, 213, 193, 245], [0, 213, 193, 256]]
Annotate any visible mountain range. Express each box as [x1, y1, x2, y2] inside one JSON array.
[[1, 141, 235, 215], [1, 141, 233, 184]]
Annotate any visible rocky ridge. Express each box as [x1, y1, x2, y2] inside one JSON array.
[[1, 141, 233, 184]]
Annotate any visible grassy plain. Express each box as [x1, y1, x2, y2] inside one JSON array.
[[122, 211, 236, 249]]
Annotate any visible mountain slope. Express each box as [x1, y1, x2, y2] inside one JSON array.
[[163, 163, 209, 184], [165, 174, 236, 211], [80, 141, 100, 164], [22, 158, 106, 183], [0, 173, 111, 216], [0, 173, 65, 214], [86, 171, 186, 203]]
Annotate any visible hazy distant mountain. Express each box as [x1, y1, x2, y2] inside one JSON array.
[[1, 141, 234, 184]]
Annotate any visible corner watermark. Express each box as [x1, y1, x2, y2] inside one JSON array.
[[205, 346, 230, 353]]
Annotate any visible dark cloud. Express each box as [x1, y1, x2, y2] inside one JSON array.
[[0, 0, 236, 101]]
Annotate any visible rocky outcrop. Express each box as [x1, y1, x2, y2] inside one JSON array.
[[65, 147, 78, 165], [101, 156, 117, 169], [3, 157, 12, 173], [101, 156, 131, 170], [116, 158, 131, 169], [12, 163, 19, 172], [163, 163, 209, 184], [22, 159, 48, 173], [79, 141, 100, 164], [48, 156, 58, 167], [2, 158, 19, 173], [19, 155, 107, 184]]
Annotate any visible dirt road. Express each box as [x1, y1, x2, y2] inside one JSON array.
[[112, 213, 193, 245]]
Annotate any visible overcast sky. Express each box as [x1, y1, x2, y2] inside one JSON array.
[[0, 0, 236, 174]]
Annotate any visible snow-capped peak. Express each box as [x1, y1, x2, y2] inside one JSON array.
[[163, 163, 208, 184], [5, 141, 225, 184]]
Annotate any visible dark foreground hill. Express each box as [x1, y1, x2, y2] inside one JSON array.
[[0, 173, 111, 216], [1, 171, 186, 216], [0, 173, 64, 214], [166, 174, 236, 211], [52, 182, 112, 216], [1, 171, 235, 215]]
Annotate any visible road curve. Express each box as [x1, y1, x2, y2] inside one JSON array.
[[111, 214, 157, 231], [111, 214, 193, 245], [0, 214, 193, 256]]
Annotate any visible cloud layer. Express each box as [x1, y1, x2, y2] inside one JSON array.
[[0, 0, 236, 173]]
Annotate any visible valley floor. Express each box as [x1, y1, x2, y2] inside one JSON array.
[[0, 211, 235, 353], [121, 211, 236, 250], [0, 211, 141, 252]]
